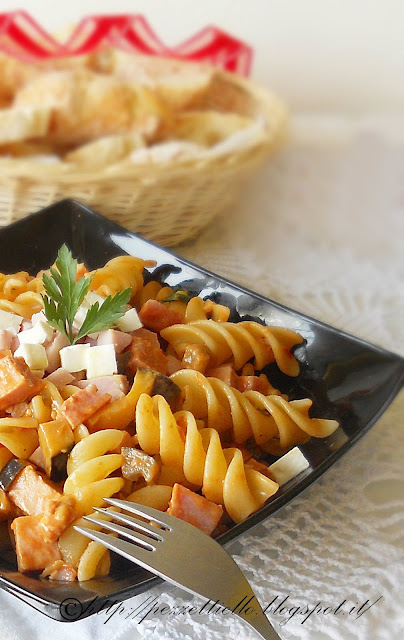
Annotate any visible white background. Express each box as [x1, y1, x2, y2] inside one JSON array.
[[1, 0, 404, 113]]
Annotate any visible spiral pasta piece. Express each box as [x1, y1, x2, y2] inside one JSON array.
[[88, 255, 146, 299], [171, 369, 339, 452], [64, 429, 125, 516], [59, 507, 119, 580], [161, 319, 303, 376], [0, 270, 44, 317], [135, 394, 279, 523]]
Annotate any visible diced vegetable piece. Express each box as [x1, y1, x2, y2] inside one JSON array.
[[150, 373, 181, 405], [0, 458, 27, 491], [0, 353, 42, 410], [139, 299, 184, 332], [86, 368, 156, 432], [8, 465, 61, 515], [0, 446, 13, 472], [58, 384, 111, 429], [0, 427, 39, 458], [38, 419, 75, 482], [0, 489, 14, 520], [121, 447, 160, 483], [167, 483, 223, 535], [11, 514, 61, 572]]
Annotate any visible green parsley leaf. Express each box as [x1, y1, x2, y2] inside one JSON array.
[[74, 289, 131, 343], [41, 244, 131, 345], [161, 290, 192, 303]]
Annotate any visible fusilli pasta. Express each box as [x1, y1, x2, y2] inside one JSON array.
[[161, 319, 303, 375], [136, 393, 278, 522]]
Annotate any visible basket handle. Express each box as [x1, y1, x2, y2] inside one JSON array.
[[0, 11, 253, 75]]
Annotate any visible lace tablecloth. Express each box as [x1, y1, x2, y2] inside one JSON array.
[[1, 114, 403, 640]]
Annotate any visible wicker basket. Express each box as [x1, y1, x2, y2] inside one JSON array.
[[0, 70, 287, 247]]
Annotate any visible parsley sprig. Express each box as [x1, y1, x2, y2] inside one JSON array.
[[162, 290, 192, 303], [42, 244, 131, 344]]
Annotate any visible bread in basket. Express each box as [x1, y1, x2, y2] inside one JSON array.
[[0, 46, 287, 246]]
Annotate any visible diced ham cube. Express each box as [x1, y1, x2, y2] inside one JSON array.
[[96, 329, 132, 354], [205, 365, 238, 388], [245, 457, 271, 476], [167, 483, 223, 535], [8, 465, 61, 515], [45, 368, 75, 389], [166, 354, 182, 376], [132, 328, 161, 348], [39, 494, 77, 542], [0, 353, 42, 410], [75, 375, 129, 401], [0, 329, 13, 351], [181, 344, 210, 374], [44, 560, 77, 581], [45, 331, 70, 373], [139, 299, 184, 333], [28, 446, 46, 471], [236, 375, 271, 394], [11, 514, 61, 572], [7, 401, 29, 418], [58, 384, 111, 429], [127, 334, 168, 376]]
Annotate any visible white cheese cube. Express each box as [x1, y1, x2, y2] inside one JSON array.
[[86, 344, 117, 379], [268, 447, 310, 486], [0, 309, 23, 334], [73, 304, 89, 331], [18, 320, 53, 345], [60, 343, 90, 372], [85, 291, 106, 307], [14, 343, 48, 370], [31, 311, 47, 325], [116, 308, 142, 332]]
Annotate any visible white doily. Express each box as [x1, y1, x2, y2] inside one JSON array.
[[0, 115, 402, 640]]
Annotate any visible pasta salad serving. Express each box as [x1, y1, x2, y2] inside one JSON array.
[[0, 246, 338, 582]]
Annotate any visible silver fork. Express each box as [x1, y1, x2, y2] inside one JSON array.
[[75, 498, 282, 640]]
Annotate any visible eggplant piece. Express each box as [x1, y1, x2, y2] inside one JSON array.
[[38, 419, 75, 483], [121, 447, 160, 483], [149, 371, 181, 405], [0, 459, 27, 491]]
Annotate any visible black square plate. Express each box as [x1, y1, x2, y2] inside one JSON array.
[[0, 199, 402, 621]]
